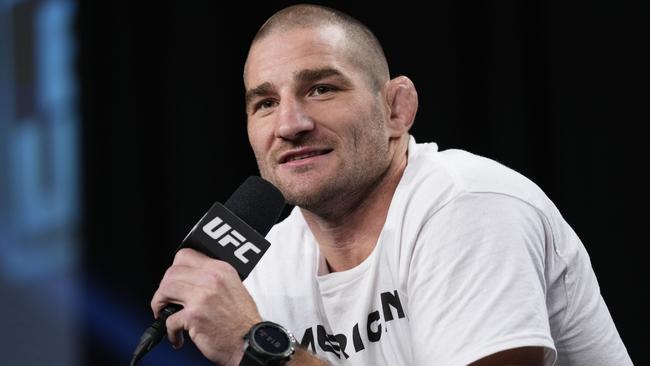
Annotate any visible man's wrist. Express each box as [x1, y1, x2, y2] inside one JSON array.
[[224, 317, 261, 366], [225, 345, 245, 366], [240, 321, 296, 365]]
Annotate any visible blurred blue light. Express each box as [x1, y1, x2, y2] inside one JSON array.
[[0, 2, 212, 364], [0, 0, 80, 364]]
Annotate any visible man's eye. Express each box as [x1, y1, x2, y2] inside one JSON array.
[[255, 99, 277, 111], [310, 85, 335, 96]]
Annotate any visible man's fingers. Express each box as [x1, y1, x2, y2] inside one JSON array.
[[151, 256, 241, 319], [151, 279, 195, 317], [165, 312, 185, 350], [162, 265, 219, 290], [172, 248, 213, 268]]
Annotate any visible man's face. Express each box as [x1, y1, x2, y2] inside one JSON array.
[[244, 25, 392, 212]]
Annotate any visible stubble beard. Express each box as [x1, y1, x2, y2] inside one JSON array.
[[258, 105, 390, 218]]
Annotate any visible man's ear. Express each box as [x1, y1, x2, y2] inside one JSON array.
[[384, 76, 418, 138]]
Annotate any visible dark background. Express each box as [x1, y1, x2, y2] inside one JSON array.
[[77, 1, 647, 365]]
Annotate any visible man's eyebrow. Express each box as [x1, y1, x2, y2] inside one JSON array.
[[245, 68, 352, 110], [245, 82, 276, 107], [294, 67, 352, 86]]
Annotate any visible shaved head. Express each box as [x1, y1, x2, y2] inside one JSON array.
[[247, 4, 390, 92]]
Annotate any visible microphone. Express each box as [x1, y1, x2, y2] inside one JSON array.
[[130, 176, 285, 366]]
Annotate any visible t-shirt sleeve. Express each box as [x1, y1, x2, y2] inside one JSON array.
[[407, 192, 557, 365]]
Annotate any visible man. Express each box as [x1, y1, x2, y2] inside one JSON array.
[[151, 4, 632, 365]]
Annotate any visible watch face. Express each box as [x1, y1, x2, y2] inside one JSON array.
[[253, 324, 291, 356]]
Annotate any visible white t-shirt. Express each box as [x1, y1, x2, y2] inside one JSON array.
[[244, 137, 632, 365]]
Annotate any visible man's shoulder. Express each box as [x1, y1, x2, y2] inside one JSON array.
[[408, 140, 548, 208]]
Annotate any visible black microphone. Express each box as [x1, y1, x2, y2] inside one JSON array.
[[130, 176, 285, 366]]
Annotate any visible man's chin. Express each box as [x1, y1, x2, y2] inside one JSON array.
[[276, 181, 326, 208], [270, 167, 342, 204]]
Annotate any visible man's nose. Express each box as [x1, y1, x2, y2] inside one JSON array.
[[274, 98, 314, 140]]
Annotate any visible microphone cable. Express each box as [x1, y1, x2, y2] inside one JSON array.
[[130, 303, 183, 366]]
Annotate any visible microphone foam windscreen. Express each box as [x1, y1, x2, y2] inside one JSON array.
[[224, 176, 286, 236]]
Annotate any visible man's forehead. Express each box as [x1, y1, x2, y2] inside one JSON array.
[[256, 24, 347, 50], [245, 26, 348, 74]]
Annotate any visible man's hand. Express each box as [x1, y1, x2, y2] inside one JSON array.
[[150, 248, 262, 365]]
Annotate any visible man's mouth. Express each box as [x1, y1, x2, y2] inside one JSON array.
[[279, 148, 333, 164]]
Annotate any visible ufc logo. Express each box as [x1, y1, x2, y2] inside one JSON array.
[[202, 216, 261, 263]]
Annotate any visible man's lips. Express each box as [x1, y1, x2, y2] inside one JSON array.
[[278, 148, 333, 164]]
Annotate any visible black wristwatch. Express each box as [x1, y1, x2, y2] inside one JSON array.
[[240, 321, 296, 366]]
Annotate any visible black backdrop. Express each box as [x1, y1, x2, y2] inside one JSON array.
[[77, 1, 647, 365]]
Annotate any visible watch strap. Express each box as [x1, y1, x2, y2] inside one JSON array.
[[240, 352, 265, 366]]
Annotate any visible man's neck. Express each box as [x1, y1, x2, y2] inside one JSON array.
[[301, 140, 409, 273]]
